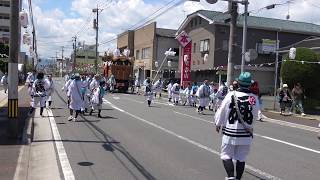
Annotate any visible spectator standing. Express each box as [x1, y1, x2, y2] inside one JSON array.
[[279, 84, 292, 115], [291, 83, 306, 116]]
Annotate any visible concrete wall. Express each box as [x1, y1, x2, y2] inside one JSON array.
[[134, 22, 156, 78], [117, 30, 134, 57]]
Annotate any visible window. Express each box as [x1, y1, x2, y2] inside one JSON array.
[[0, 2, 10, 7], [193, 43, 196, 53], [194, 18, 198, 26], [190, 19, 193, 28], [222, 40, 229, 51], [0, 14, 9, 20], [173, 48, 179, 57], [199, 18, 202, 25], [136, 50, 140, 59], [200, 39, 209, 52], [141, 47, 151, 59]]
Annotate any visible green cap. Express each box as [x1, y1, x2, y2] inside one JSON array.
[[237, 72, 252, 87]]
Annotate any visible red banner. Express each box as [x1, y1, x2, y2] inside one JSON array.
[[181, 42, 192, 88]]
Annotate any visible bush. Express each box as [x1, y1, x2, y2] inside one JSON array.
[[281, 48, 320, 99]]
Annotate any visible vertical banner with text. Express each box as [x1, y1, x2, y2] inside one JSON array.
[[176, 31, 192, 88], [181, 42, 192, 88]]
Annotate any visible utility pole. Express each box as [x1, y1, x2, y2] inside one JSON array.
[[226, 1, 238, 86], [72, 36, 77, 72], [61, 46, 64, 77], [240, 0, 249, 73], [7, 0, 20, 137], [93, 6, 99, 74]]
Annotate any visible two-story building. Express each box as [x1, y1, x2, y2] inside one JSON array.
[[117, 22, 179, 83], [176, 10, 320, 93]]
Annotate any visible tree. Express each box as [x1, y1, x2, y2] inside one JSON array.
[[281, 48, 320, 108]]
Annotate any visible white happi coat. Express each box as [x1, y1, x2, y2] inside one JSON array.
[[1, 75, 8, 91], [197, 84, 210, 107], [26, 73, 36, 96], [215, 90, 259, 145], [91, 86, 105, 110], [90, 79, 100, 92], [81, 79, 90, 110], [145, 84, 153, 101], [46, 79, 54, 101], [68, 80, 84, 111], [215, 85, 228, 108], [183, 87, 194, 105], [64, 79, 73, 97], [31, 79, 49, 108], [171, 83, 180, 102], [167, 83, 173, 99]]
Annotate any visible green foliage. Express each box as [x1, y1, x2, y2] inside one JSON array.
[[281, 48, 320, 99]]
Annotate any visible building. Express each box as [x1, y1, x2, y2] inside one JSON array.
[[117, 22, 179, 82], [117, 30, 134, 57], [279, 37, 320, 54], [0, 0, 10, 44], [71, 44, 103, 73], [176, 10, 320, 93]]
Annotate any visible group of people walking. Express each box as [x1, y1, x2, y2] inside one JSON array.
[[139, 72, 261, 180], [25, 70, 108, 121], [63, 73, 107, 121]]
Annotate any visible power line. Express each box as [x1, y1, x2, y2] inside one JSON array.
[[99, 0, 184, 46]]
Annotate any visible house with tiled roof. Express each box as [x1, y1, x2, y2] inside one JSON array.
[[176, 10, 320, 93]]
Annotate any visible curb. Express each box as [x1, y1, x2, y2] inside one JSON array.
[[263, 109, 320, 121], [13, 115, 34, 180]]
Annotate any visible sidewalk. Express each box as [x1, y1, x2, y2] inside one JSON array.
[[0, 86, 30, 180]]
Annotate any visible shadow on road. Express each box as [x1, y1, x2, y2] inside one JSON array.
[[55, 88, 156, 180]]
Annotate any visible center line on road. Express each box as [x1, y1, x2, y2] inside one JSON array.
[[47, 109, 75, 180], [104, 100, 280, 180], [174, 110, 320, 155]]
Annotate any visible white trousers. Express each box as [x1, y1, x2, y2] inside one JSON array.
[[31, 96, 46, 108], [220, 143, 251, 162]]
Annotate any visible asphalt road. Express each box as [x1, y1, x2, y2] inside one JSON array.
[[49, 78, 320, 180]]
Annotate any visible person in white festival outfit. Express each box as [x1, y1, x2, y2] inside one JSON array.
[[167, 80, 173, 102], [215, 81, 229, 112], [63, 74, 74, 107], [26, 70, 37, 97], [1, 72, 8, 93], [45, 74, 54, 108], [81, 75, 90, 113], [68, 74, 84, 122], [153, 78, 163, 98], [171, 81, 180, 105], [144, 78, 153, 107], [196, 80, 210, 114], [28, 72, 49, 116], [215, 72, 259, 180], [90, 80, 106, 117]]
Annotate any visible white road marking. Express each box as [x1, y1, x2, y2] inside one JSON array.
[[174, 111, 320, 155], [47, 109, 75, 180], [113, 96, 120, 100], [262, 115, 320, 132], [174, 111, 213, 124], [153, 101, 174, 106], [259, 135, 320, 154], [104, 100, 280, 180]]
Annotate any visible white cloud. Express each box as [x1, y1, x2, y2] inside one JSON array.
[[23, 0, 320, 59]]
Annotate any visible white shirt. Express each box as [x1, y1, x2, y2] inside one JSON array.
[[215, 90, 260, 145]]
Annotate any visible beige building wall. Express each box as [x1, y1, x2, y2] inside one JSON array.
[[134, 22, 156, 77]]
